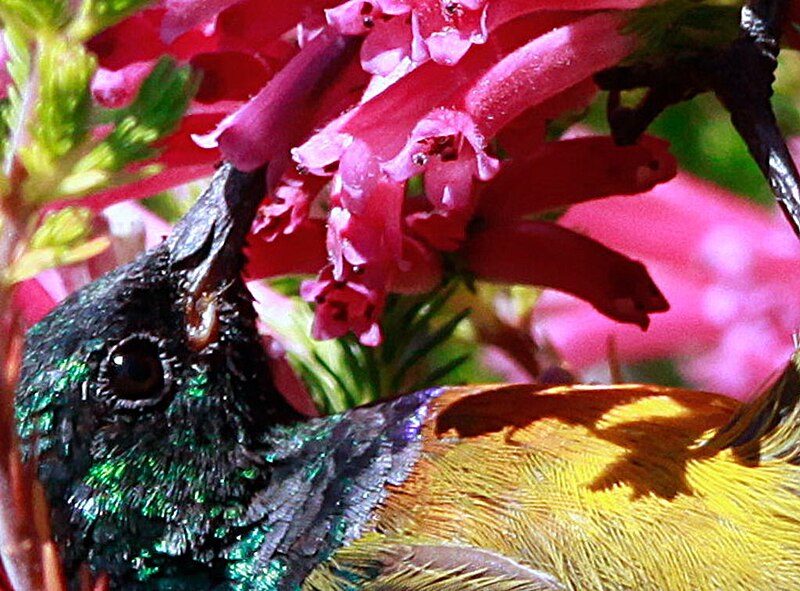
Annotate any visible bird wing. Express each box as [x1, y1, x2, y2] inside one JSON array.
[[316, 383, 800, 591]]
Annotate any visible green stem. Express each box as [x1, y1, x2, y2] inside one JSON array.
[[3, 52, 38, 179]]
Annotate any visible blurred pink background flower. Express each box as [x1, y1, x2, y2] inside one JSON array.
[[535, 169, 800, 400]]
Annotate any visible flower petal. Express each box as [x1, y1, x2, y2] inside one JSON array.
[[556, 173, 785, 272], [91, 62, 154, 108], [390, 236, 443, 293], [406, 210, 469, 251], [535, 169, 800, 400], [413, 0, 489, 65], [301, 266, 385, 345], [462, 12, 638, 137], [535, 269, 717, 369], [190, 51, 272, 103], [0, 33, 10, 100], [203, 28, 361, 176], [216, 0, 343, 51], [15, 275, 60, 326], [326, 180, 403, 283], [245, 220, 328, 279], [88, 10, 166, 69], [63, 164, 213, 211], [383, 107, 498, 187], [360, 14, 414, 75], [161, 0, 241, 43], [465, 220, 668, 328], [478, 135, 676, 222]]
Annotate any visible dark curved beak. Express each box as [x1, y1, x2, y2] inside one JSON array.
[[165, 163, 266, 349]]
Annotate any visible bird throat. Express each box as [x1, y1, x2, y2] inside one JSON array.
[[215, 388, 436, 590]]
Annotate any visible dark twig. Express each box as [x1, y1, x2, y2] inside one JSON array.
[[596, 0, 800, 236]]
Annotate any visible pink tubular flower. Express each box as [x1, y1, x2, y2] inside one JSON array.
[[84, 1, 678, 346], [383, 108, 500, 212], [466, 221, 668, 330], [300, 266, 384, 346], [535, 170, 800, 400], [463, 134, 675, 329]]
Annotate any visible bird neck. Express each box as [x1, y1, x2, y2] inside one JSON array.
[[226, 388, 437, 589], [122, 388, 437, 590]]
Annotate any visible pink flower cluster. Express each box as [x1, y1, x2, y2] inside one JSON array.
[[55, 1, 679, 345]]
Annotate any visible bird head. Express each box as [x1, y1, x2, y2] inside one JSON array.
[[15, 164, 300, 581]]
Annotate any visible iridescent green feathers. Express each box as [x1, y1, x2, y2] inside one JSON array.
[[15, 165, 299, 584], [14, 164, 439, 589]]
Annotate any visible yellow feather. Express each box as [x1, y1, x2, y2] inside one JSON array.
[[305, 533, 562, 590], [308, 379, 800, 590]]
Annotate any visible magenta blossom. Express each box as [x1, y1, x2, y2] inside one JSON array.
[[255, 130, 675, 344], [230, 10, 673, 344], [84, 1, 675, 345], [300, 266, 385, 345], [535, 170, 800, 400]]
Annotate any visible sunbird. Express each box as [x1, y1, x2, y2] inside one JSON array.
[[14, 162, 800, 591], [15, 1, 800, 589]]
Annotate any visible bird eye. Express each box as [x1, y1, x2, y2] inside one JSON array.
[[100, 335, 172, 409]]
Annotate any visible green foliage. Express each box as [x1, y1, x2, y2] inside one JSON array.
[[627, 358, 688, 389], [0, 24, 31, 169], [0, 13, 194, 205], [0, 4, 196, 306], [265, 283, 474, 414], [0, 3, 195, 288], [624, 0, 741, 64], [111, 57, 196, 154], [142, 192, 193, 224], [19, 38, 94, 202], [34, 38, 94, 159], [4, 206, 108, 283], [649, 95, 773, 204], [0, 0, 69, 33], [380, 285, 472, 395], [58, 58, 196, 198], [29, 206, 94, 250], [70, 0, 156, 40]]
